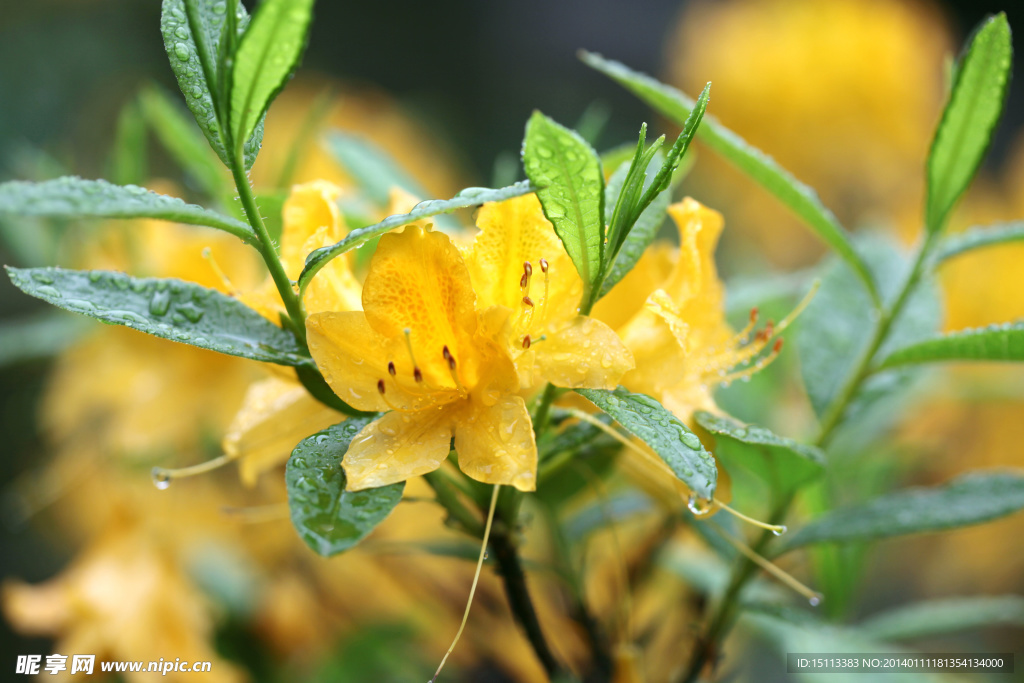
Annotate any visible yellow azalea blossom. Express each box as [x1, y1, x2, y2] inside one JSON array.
[[667, 0, 952, 263], [3, 525, 245, 683], [597, 198, 778, 422], [243, 180, 362, 320], [307, 223, 537, 491], [463, 193, 634, 391]]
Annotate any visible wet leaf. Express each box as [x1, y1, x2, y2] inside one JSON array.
[[777, 470, 1024, 553], [576, 387, 717, 499], [298, 181, 535, 293], [935, 221, 1024, 263], [286, 418, 404, 557], [879, 321, 1024, 368], [926, 13, 1012, 232], [0, 177, 255, 243], [522, 111, 605, 301], [694, 411, 824, 497], [858, 595, 1024, 640], [6, 267, 308, 366]]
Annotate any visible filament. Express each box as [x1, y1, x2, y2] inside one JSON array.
[[710, 521, 822, 604], [152, 452, 239, 489], [770, 279, 820, 338], [431, 484, 501, 682], [202, 247, 240, 297], [714, 500, 787, 535]]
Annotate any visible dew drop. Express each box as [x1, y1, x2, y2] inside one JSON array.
[[771, 525, 788, 536], [809, 595, 822, 607], [174, 27, 188, 40], [152, 468, 172, 490], [174, 43, 190, 61], [681, 433, 702, 450], [687, 494, 712, 516]]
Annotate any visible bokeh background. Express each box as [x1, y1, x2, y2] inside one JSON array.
[[2, 0, 1024, 681]]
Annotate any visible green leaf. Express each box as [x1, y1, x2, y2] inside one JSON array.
[[575, 387, 717, 499], [6, 267, 309, 366], [777, 470, 1024, 553], [139, 85, 229, 200], [0, 177, 255, 243], [600, 155, 669, 297], [298, 181, 535, 294], [286, 418, 404, 556], [580, 51, 879, 304], [797, 235, 940, 420], [926, 14, 1013, 233], [858, 595, 1024, 640], [230, 0, 315, 160], [694, 411, 824, 497], [110, 100, 148, 186], [935, 221, 1024, 263], [326, 131, 429, 207], [0, 313, 88, 367], [879, 322, 1024, 368], [522, 111, 605, 302], [160, 0, 262, 169]]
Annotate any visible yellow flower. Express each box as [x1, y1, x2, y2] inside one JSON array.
[[666, 0, 952, 263], [463, 193, 634, 391], [307, 223, 537, 491], [243, 180, 362, 320], [596, 198, 778, 423]]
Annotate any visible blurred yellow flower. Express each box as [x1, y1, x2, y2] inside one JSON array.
[[463, 193, 634, 391], [666, 0, 952, 263], [307, 223, 537, 491]]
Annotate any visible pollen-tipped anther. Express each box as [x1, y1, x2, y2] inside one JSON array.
[[538, 258, 549, 273], [388, 361, 397, 376], [522, 335, 531, 349], [377, 379, 386, 394], [522, 296, 534, 307]]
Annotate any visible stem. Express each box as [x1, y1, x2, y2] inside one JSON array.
[[677, 233, 939, 682], [490, 525, 570, 681], [677, 498, 790, 683], [533, 383, 560, 438], [229, 155, 308, 344]]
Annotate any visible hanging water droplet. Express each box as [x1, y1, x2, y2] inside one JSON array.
[[808, 595, 822, 607], [152, 468, 172, 490], [687, 494, 712, 516], [771, 525, 788, 536]]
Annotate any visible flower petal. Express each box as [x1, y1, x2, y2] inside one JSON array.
[[531, 316, 634, 390], [343, 408, 454, 490], [307, 311, 455, 412], [223, 377, 343, 486], [453, 395, 537, 491], [467, 194, 582, 322], [279, 181, 346, 275], [362, 225, 478, 387]]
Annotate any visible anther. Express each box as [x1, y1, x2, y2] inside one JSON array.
[[388, 361, 396, 376], [414, 368, 424, 383], [522, 335, 531, 349], [522, 296, 534, 307], [402, 328, 424, 382], [538, 258, 549, 273], [377, 379, 386, 394], [749, 306, 759, 324], [773, 338, 784, 353]]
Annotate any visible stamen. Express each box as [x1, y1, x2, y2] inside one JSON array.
[[376, 376, 416, 413], [717, 339, 783, 386], [402, 328, 423, 382], [522, 335, 531, 349], [151, 453, 239, 490], [431, 484, 501, 683], [538, 258, 549, 273], [770, 280, 821, 338], [202, 247, 239, 297], [443, 346, 467, 397], [522, 296, 534, 307], [710, 521, 823, 605], [520, 261, 533, 290], [377, 379, 386, 394], [714, 499, 787, 535], [388, 361, 397, 376]]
